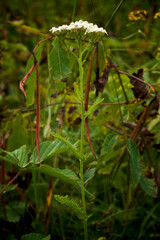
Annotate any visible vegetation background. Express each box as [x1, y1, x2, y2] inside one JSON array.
[[0, 0, 160, 239]]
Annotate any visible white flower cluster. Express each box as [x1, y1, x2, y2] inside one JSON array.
[[49, 20, 107, 38]]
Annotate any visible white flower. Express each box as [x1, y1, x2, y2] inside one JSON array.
[[49, 20, 108, 38]]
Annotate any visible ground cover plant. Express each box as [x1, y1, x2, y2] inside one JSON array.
[[0, 0, 160, 239]]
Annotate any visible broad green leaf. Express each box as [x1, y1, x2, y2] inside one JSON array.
[[49, 38, 71, 80], [127, 140, 142, 185], [140, 176, 157, 198], [21, 233, 50, 240], [30, 140, 67, 164], [101, 133, 118, 155], [52, 133, 81, 159], [5, 145, 29, 168], [54, 195, 86, 221], [25, 41, 44, 107], [31, 164, 81, 189], [84, 97, 104, 119]]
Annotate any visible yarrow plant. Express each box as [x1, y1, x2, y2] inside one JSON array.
[[50, 20, 107, 240]]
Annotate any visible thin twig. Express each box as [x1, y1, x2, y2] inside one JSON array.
[[117, 70, 156, 93], [0, 171, 21, 195], [16, 187, 35, 211]]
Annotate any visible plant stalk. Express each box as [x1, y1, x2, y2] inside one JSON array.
[[79, 49, 88, 240]]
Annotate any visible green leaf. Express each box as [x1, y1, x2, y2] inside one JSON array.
[[49, 38, 71, 80], [52, 133, 81, 159], [98, 162, 115, 175], [7, 115, 29, 151], [21, 233, 50, 240], [84, 97, 104, 119], [127, 140, 157, 197], [31, 164, 81, 189], [54, 195, 87, 221], [4, 201, 25, 223], [0, 153, 15, 165], [101, 133, 118, 155], [0, 184, 18, 194], [139, 176, 157, 198], [30, 140, 67, 164], [74, 82, 81, 101], [55, 80, 66, 93], [25, 41, 44, 107], [5, 145, 29, 168], [101, 149, 122, 162], [83, 168, 96, 183], [127, 139, 142, 185]]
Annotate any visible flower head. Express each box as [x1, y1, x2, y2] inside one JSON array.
[[49, 20, 107, 40], [154, 11, 160, 19], [128, 10, 148, 22]]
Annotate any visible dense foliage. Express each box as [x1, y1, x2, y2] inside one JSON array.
[[1, 0, 160, 239]]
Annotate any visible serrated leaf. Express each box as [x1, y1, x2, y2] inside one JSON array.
[[140, 176, 157, 198], [5, 145, 29, 168], [84, 98, 104, 119], [25, 41, 44, 107], [55, 195, 86, 220], [30, 140, 67, 164], [49, 38, 71, 80], [127, 140, 142, 185], [30, 164, 81, 189], [21, 233, 50, 240], [52, 133, 81, 159]]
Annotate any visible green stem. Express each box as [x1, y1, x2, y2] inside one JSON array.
[[78, 47, 88, 240]]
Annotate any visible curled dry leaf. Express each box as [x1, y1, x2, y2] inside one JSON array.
[[129, 69, 150, 100], [94, 65, 110, 93]]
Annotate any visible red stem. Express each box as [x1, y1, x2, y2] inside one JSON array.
[[84, 46, 97, 160], [19, 36, 52, 101], [33, 53, 41, 166], [19, 63, 36, 100]]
